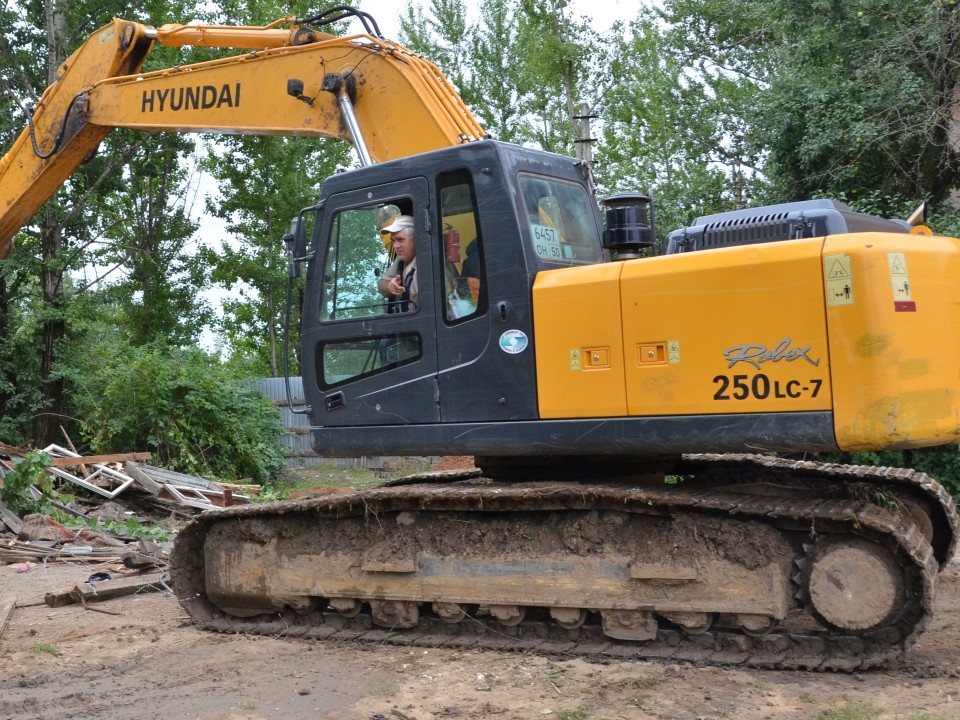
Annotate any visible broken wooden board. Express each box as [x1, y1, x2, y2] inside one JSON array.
[[1, 540, 125, 564], [0, 597, 15, 641], [126, 462, 251, 508], [122, 461, 163, 496], [44, 573, 167, 607], [48, 452, 151, 468], [0, 502, 23, 535]]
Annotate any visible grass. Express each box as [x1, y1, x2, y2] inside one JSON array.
[[274, 457, 436, 499], [804, 701, 946, 720], [556, 708, 590, 720], [33, 641, 61, 656], [364, 682, 399, 698]]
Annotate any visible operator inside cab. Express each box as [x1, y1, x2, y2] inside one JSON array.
[[377, 215, 419, 312]]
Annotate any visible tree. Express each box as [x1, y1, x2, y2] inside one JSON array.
[[592, 12, 755, 238], [199, 133, 351, 376], [69, 339, 285, 484], [661, 0, 960, 214], [0, 0, 208, 445]]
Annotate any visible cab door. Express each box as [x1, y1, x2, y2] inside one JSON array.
[[301, 178, 439, 427]]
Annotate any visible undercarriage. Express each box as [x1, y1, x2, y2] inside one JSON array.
[[171, 454, 958, 670]]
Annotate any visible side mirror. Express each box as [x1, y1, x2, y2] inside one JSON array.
[[284, 215, 308, 278]]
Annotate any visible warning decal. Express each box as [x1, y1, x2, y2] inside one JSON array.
[[668, 341, 681, 365], [823, 254, 854, 306], [887, 252, 911, 300]]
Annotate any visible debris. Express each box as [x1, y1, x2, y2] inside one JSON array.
[[124, 462, 253, 509], [48, 451, 153, 468], [1, 539, 129, 565], [18, 513, 124, 547], [0, 502, 24, 535], [44, 572, 168, 608], [122, 550, 164, 572], [0, 596, 15, 641]]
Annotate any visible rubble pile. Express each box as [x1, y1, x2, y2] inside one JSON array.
[[0, 443, 260, 566]]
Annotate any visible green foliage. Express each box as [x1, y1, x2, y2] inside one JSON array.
[[68, 341, 285, 485], [199, 133, 349, 375], [33, 642, 61, 656], [805, 700, 879, 720], [661, 0, 960, 210], [0, 450, 52, 515], [50, 509, 171, 542], [827, 445, 960, 502]]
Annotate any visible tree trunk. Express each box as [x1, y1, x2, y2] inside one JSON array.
[[34, 0, 69, 446], [35, 206, 66, 446]]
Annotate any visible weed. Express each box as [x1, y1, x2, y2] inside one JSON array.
[[807, 700, 880, 720], [556, 708, 590, 720], [546, 664, 568, 687], [364, 682, 398, 698], [33, 641, 61, 656], [474, 673, 498, 692], [1, 451, 53, 515], [240, 699, 256, 710], [49, 509, 170, 542]]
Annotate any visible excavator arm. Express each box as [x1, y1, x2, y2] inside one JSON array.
[[0, 13, 484, 259]]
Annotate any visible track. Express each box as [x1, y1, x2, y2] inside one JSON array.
[[171, 454, 958, 671]]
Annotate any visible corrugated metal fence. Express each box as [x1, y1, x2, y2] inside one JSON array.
[[250, 377, 387, 469]]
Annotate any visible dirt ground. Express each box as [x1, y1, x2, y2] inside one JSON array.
[[0, 556, 957, 720]]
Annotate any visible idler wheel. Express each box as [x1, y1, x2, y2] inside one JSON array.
[[805, 537, 905, 632]]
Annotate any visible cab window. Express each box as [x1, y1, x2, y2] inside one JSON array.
[[518, 174, 602, 264], [319, 201, 409, 322], [316, 199, 420, 389], [437, 171, 485, 324]]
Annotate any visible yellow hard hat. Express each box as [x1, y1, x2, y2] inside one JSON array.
[[377, 205, 401, 254]]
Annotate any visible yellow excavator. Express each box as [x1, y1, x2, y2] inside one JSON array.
[[2, 8, 958, 670]]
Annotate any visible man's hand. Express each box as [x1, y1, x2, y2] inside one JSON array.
[[386, 273, 404, 297]]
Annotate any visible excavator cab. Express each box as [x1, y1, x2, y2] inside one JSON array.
[[292, 140, 603, 456]]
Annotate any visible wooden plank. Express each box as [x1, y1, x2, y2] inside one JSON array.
[[70, 574, 165, 603], [44, 585, 78, 608], [123, 462, 162, 496], [214, 481, 261, 498], [49, 452, 151, 468], [45, 573, 165, 607], [0, 502, 23, 535], [0, 597, 16, 641]]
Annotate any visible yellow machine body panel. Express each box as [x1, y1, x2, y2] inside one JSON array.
[[534, 231, 960, 452], [618, 237, 831, 417], [824, 232, 960, 450], [533, 262, 629, 418]]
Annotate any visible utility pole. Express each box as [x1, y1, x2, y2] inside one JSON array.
[[573, 102, 597, 189]]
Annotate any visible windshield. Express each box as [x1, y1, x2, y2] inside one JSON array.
[[518, 174, 602, 264]]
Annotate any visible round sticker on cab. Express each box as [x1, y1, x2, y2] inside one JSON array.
[[499, 330, 528, 354]]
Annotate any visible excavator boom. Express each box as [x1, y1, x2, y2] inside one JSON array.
[[0, 14, 484, 259]]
